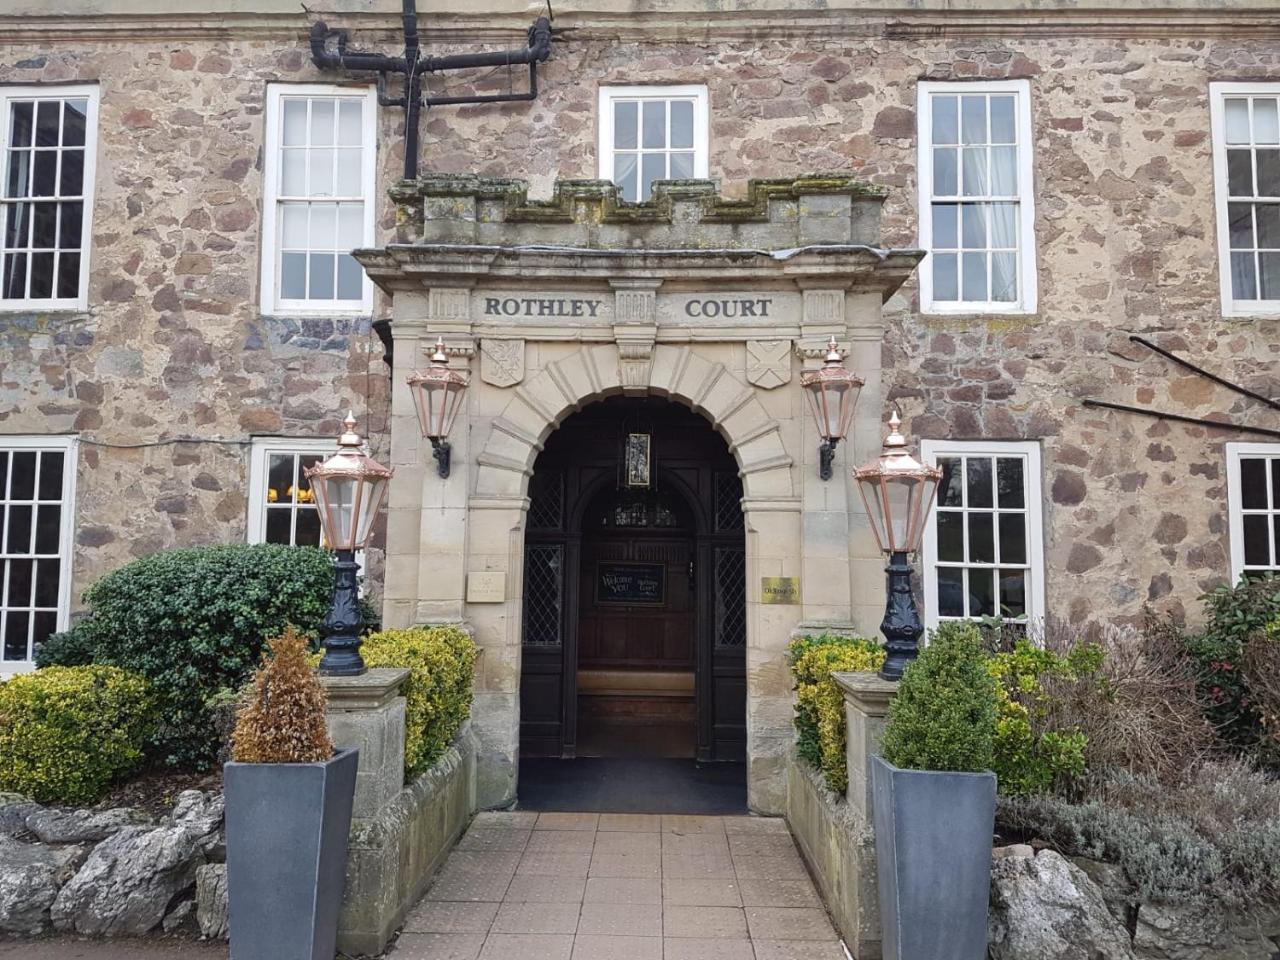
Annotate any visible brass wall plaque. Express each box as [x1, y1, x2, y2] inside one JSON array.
[[761, 576, 800, 605], [467, 571, 506, 603]]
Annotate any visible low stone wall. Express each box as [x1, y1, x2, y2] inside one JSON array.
[[337, 724, 477, 957], [786, 759, 880, 960]]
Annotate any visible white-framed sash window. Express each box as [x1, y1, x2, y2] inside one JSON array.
[[247, 439, 335, 548], [917, 80, 1037, 314], [1, 85, 98, 311], [0, 435, 77, 674], [1210, 83, 1280, 317], [1226, 442, 1280, 580], [920, 440, 1045, 632], [260, 84, 376, 316], [598, 85, 709, 202]]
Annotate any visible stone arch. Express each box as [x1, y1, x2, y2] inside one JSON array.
[[474, 343, 796, 502]]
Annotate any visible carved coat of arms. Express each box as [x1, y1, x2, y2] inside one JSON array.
[[480, 339, 525, 388], [745, 340, 792, 390]]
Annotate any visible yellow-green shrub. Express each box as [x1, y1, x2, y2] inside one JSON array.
[[360, 626, 476, 780], [0, 666, 156, 804], [788, 634, 885, 794]]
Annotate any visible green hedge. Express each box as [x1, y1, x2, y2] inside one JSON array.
[[38, 544, 343, 768], [788, 633, 884, 793], [0, 666, 156, 804], [360, 625, 477, 780]]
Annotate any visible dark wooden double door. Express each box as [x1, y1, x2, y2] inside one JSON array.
[[520, 397, 746, 762]]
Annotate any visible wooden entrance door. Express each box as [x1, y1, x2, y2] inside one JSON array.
[[519, 397, 746, 762]]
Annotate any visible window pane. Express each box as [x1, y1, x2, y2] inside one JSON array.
[[3, 252, 26, 299], [281, 204, 307, 249], [937, 457, 963, 506], [1231, 251, 1258, 300], [961, 95, 986, 145], [5, 200, 29, 246], [265, 508, 292, 545], [7, 559, 33, 606], [1258, 204, 1280, 248], [640, 152, 664, 200], [335, 150, 362, 197], [308, 253, 335, 299], [267, 454, 294, 503], [961, 251, 987, 300], [1259, 150, 1280, 196], [961, 203, 986, 248], [32, 202, 55, 247], [1241, 458, 1267, 507], [37, 452, 63, 500], [309, 203, 336, 248], [34, 558, 59, 607], [642, 100, 666, 149], [670, 100, 694, 149], [337, 203, 363, 247], [932, 203, 958, 248], [35, 102, 60, 147], [1261, 252, 1280, 300], [310, 99, 335, 146], [933, 147, 957, 196], [1229, 202, 1256, 248], [932, 95, 958, 145], [991, 202, 1017, 247], [336, 254, 363, 300], [281, 149, 305, 195], [4, 612, 30, 661], [282, 99, 307, 146], [966, 457, 993, 507], [33, 612, 56, 653], [969, 512, 995, 563], [990, 146, 1016, 194], [1227, 150, 1253, 196], [34, 504, 59, 554], [614, 101, 637, 150], [6, 505, 32, 553], [337, 99, 362, 146], [56, 252, 79, 299], [615, 153, 638, 202], [998, 512, 1026, 564], [308, 148, 334, 196], [670, 151, 694, 179], [990, 96, 1016, 144], [297, 456, 322, 496], [59, 150, 83, 197], [1224, 98, 1251, 144], [1242, 514, 1270, 565], [969, 568, 995, 617], [59, 203, 82, 249], [9, 102, 33, 148], [996, 457, 1024, 507], [937, 511, 964, 562], [295, 508, 322, 546], [991, 252, 1016, 302], [4, 150, 28, 199], [998, 570, 1027, 618], [1273, 459, 1280, 506], [933, 253, 958, 300], [280, 252, 306, 299], [11, 451, 35, 499], [32, 150, 55, 196], [938, 567, 964, 616], [961, 147, 988, 196], [1255, 98, 1280, 145], [0, 452, 6, 496]]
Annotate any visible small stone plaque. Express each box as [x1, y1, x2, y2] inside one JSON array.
[[467, 571, 506, 603], [761, 576, 801, 605]]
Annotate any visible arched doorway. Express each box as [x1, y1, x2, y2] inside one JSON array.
[[519, 396, 746, 771]]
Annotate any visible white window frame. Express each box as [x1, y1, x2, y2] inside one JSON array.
[[247, 437, 336, 548], [917, 79, 1038, 315], [1210, 82, 1280, 319], [260, 83, 377, 317], [1226, 441, 1280, 581], [597, 85, 710, 199], [920, 439, 1046, 634], [0, 434, 77, 675], [0, 85, 99, 312]]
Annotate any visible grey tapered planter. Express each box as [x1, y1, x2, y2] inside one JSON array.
[[224, 747, 358, 960], [870, 754, 996, 960]]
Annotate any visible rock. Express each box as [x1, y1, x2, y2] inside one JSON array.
[[1070, 857, 1136, 931], [0, 801, 42, 840], [0, 835, 84, 935], [1133, 902, 1279, 960], [195, 863, 228, 940], [26, 808, 146, 845], [162, 898, 197, 934], [994, 844, 1035, 859], [989, 849, 1136, 960], [169, 791, 224, 838], [50, 825, 205, 937]]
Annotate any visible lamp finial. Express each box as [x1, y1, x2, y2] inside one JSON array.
[[430, 338, 449, 364], [339, 411, 362, 447]]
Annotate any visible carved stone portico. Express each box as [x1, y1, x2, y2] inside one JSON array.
[[357, 176, 922, 813]]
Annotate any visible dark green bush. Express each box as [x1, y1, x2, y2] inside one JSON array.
[[34, 624, 96, 668], [0, 666, 156, 804], [1182, 575, 1280, 750], [880, 622, 999, 774], [66, 544, 341, 768]]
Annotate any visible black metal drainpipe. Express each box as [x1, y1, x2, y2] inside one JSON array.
[[308, 2, 553, 180]]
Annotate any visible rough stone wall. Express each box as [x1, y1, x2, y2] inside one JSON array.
[[1, 26, 1277, 624]]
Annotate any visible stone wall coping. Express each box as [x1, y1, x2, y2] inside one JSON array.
[[833, 671, 898, 716], [321, 667, 410, 710]]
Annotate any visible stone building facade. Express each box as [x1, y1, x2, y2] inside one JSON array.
[[1, 1, 1278, 810]]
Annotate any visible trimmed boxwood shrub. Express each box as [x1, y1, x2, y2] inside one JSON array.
[[360, 625, 477, 780], [788, 633, 885, 793], [880, 622, 999, 774], [0, 666, 156, 804], [41, 544, 342, 768]]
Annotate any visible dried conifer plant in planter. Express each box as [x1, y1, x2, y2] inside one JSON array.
[[224, 627, 357, 960]]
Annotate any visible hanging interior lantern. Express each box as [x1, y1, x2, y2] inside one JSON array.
[[407, 337, 469, 478], [800, 336, 864, 480], [305, 412, 394, 552], [854, 411, 942, 556]]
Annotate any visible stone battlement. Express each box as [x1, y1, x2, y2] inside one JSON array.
[[388, 175, 889, 251]]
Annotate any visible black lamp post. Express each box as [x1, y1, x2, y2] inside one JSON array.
[[801, 336, 864, 481], [854, 412, 942, 681], [305, 413, 394, 676], [407, 338, 469, 479]]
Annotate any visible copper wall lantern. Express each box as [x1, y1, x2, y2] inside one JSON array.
[[800, 336, 864, 480], [407, 337, 469, 478]]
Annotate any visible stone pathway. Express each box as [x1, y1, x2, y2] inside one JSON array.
[[388, 811, 847, 960]]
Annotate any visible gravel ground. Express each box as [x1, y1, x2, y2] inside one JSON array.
[[0, 939, 228, 958]]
